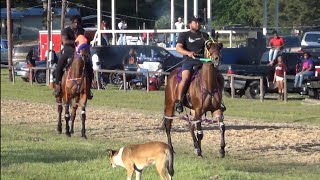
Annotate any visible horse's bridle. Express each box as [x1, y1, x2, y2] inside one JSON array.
[[205, 39, 222, 67]]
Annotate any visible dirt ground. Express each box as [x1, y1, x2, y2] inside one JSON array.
[[2, 99, 320, 164]]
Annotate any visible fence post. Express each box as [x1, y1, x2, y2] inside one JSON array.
[[164, 75, 167, 86], [146, 71, 149, 93], [30, 68, 33, 85], [229, 31, 232, 48], [260, 76, 264, 102], [12, 66, 15, 84], [284, 75, 287, 103], [230, 74, 235, 99], [123, 72, 127, 92]]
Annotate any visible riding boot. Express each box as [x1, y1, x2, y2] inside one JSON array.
[[53, 83, 61, 97], [175, 94, 185, 113]]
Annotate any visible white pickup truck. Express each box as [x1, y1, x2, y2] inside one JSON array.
[[0, 39, 8, 64]]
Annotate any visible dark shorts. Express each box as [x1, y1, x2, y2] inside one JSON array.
[[182, 60, 202, 71]]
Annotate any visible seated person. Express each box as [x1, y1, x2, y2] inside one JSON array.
[[294, 52, 315, 88], [269, 31, 284, 65], [122, 48, 137, 66]]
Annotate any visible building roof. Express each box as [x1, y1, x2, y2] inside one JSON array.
[[0, 8, 80, 19]]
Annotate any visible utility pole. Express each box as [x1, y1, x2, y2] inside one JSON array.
[[46, 0, 52, 86], [6, 0, 13, 82], [61, 0, 67, 51], [274, 0, 279, 32]]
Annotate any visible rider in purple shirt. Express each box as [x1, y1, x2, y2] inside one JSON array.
[[294, 52, 315, 88]]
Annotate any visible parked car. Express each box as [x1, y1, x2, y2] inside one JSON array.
[[90, 45, 183, 85], [15, 60, 47, 83], [301, 31, 320, 47], [282, 36, 301, 52], [1, 39, 8, 64], [13, 44, 40, 65]]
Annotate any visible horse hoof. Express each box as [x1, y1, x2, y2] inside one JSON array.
[[81, 135, 87, 139], [219, 149, 225, 158], [65, 132, 71, 137], [57, 127, 62, 134], [70, 130, 74, 134], [194, 148, 202, 156]]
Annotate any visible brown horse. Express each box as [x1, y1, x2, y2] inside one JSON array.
[[163, 40, 226, 157], [56, 47, 91, 139]]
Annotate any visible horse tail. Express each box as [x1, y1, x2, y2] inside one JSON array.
[[166, 146, 174, 177]]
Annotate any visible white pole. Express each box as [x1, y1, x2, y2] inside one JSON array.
[[170, 0, 175, 47], [263, 0, 268, 36], [111, 0, 116, 45], [193, 0, 198, 17], [97, 0, 101, 45], [171, 0, 174, 30], [207, 0, 212, 36], [184, 0, 187, 29]]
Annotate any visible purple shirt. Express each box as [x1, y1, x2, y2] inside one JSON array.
[[302, 58, 315, 71]]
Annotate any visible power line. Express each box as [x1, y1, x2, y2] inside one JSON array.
[[66, 1, 156, 22]]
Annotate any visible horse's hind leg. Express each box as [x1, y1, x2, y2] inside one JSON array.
[[164, 98, 175, 150], [213, 110, 225, 158], [70, 105, 78, 134], [64, 104, 71, 137], [57, 99, 63, 134], [80, 105, 87, 139]]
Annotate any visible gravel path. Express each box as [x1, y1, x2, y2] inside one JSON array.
[[2, 99, 320, 164]]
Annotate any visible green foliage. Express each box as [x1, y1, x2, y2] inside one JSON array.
[[155, 14, 171, 29]]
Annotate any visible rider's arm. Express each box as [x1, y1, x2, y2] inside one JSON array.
[[176, 43, 194, 58]]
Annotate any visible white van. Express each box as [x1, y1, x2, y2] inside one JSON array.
[[301, 31, 320, 47]]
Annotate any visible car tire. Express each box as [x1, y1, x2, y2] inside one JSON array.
[[109, 71, 122, 85], [245, 81, 266, 99], [35, 71, 46, 84]]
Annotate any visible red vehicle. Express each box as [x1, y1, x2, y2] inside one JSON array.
[[39, 28, 96, 60]]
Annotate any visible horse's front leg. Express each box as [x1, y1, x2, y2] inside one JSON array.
[[189, 122, 201, 157], [163, 117, 173, 149], [196, 121, 203, 155], [64, 104, 71, 137], [56, 98, 63, 134], [214, 110, 225, 158], [80, 105, 87, 139], [70, 105, 78, 134]]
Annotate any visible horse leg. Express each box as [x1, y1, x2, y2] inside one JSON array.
[[214, 110, 226, 158], [57, 99, 63, 134], [80, 105, 87, 139], [70, 105, 78, 134], [196, 122, 203, 156], [189, 122, 201, 157], [64, 104, 71, 137], [164, 117, 173, 149]]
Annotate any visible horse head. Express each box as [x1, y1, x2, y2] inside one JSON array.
[[205, 39, 223, 67]]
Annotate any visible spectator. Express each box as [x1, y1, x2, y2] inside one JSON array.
[[26, 48, 36, 67], [122, 48, 137, 66], [269, 31, 284, 65], [117, 19, 128, 45], [101, 20, 109, 45], [294, 52, 315, 88], [91, 53, 101, 89], [45, 44, 58, 65], [273, 55, 287, 101], [175, 17, 184, 38]]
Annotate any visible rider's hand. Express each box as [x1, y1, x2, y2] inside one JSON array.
[[187, 51, 195, 58]]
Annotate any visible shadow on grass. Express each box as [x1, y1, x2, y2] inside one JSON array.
[[1, 146, 103, 167], [249, 143, 320, 153]]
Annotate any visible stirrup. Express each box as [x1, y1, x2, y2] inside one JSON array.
[[175, 101, 183, 113]]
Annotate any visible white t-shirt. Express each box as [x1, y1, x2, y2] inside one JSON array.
[[175, 22, 184, 30], [92, 54, 101, 71], [118, 21, 127, 30]]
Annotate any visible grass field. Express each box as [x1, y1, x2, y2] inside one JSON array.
[[1, 69, 320, 180]]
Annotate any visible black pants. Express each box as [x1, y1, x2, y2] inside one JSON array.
[[55, 45, 93, 86]]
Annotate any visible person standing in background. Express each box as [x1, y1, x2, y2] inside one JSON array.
[[101, 20, 109, 45], [175, 17, 184, 39], [117, 19, 128, 45]]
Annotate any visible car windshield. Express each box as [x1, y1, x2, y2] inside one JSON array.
[[305, 33, 320, 42], [284, 37, 300, 47]]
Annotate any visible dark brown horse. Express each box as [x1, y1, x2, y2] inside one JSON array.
[[163, 40, 226, 157], [56, 47, 91, 139]]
